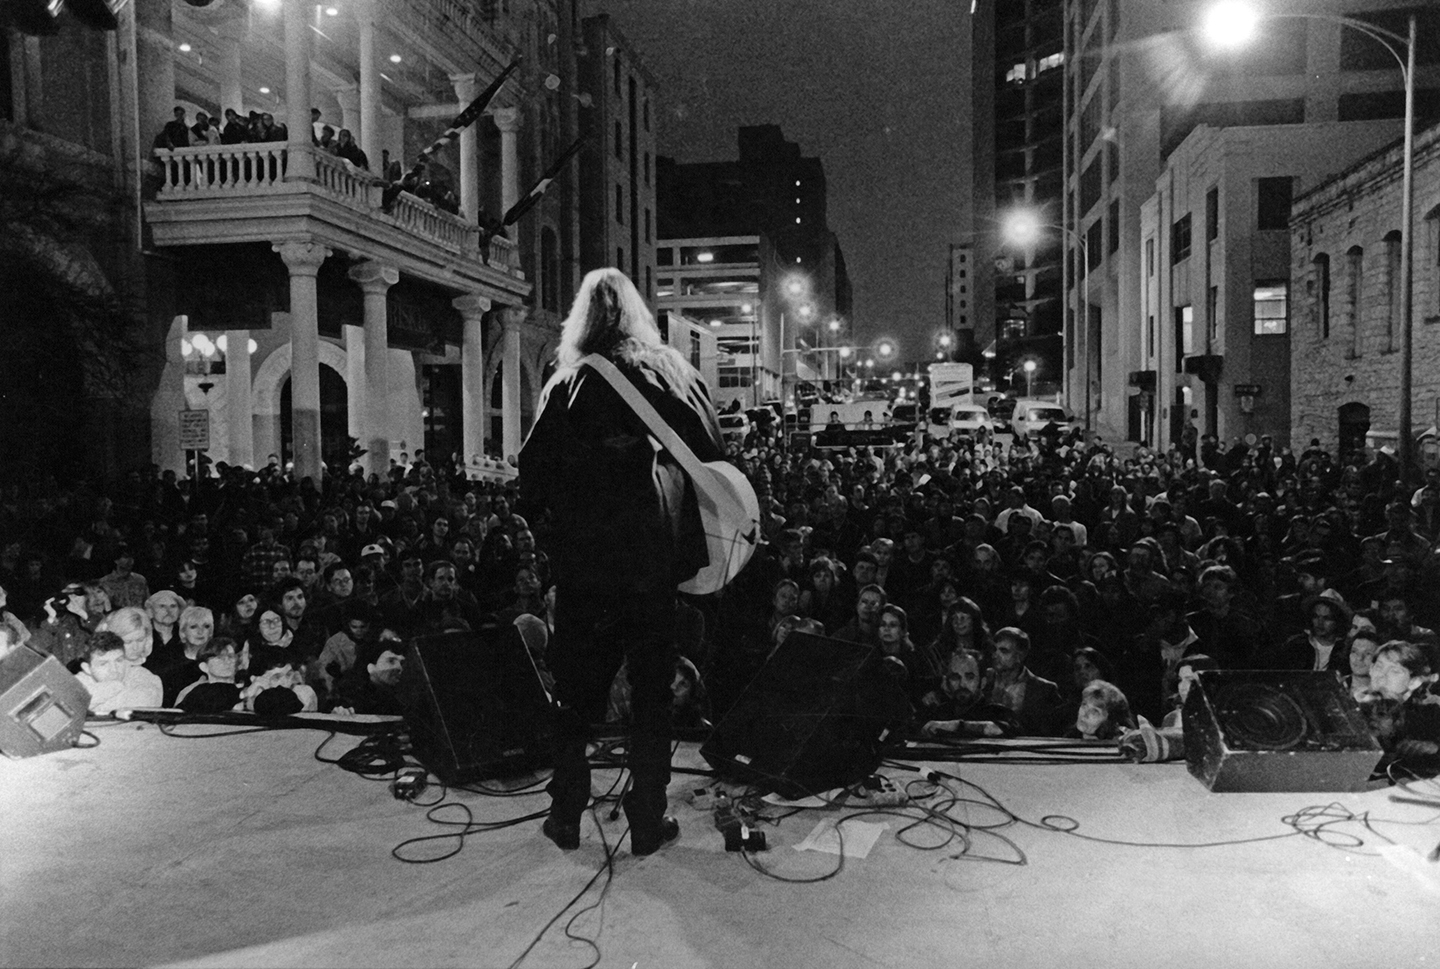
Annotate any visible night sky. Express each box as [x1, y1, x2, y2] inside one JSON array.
[[586, 0, 970, 354]]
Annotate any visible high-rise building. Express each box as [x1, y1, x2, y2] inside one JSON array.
[[656, 127, 852, 412], [966, 0, 1067, 392], [577, 14, 660, 302]]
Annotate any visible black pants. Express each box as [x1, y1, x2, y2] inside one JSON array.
[[546, 585, 677, 833]]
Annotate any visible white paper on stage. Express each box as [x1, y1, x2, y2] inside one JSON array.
[[762, 789, 842, 808], [793, 818, 887, 859]]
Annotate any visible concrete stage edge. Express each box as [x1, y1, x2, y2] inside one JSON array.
[[3, 717, 1439, 968]]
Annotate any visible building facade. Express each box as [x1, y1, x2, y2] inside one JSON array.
[[1289, 121, 1440, 460], [966, 0, 1066, 389], [1065, 0, 1440, 444], [1136, 119, 1401, 449], [1, 0, 667, 482]]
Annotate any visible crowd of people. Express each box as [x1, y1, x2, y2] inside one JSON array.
[[1, 412, 1437, 776]]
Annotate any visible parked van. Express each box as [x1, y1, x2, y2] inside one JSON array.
[[1010, 399, 1074, 439]]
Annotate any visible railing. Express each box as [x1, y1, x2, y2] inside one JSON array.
[[152, 143, 520, 273]]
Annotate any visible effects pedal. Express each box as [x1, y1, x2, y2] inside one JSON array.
[[856, 774, 908, 807]]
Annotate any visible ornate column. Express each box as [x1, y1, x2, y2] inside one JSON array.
[[450, 73, 479, 222], [133, 0, 177, 145], [224, 330, 254, 468], [501, 311, 523, 461], [356, 0, 380, 173], [274, 240, 331, 480], [348, 260, 399, 476], [282, 0, 315, 180], [453, 294, 491, 466], [214, 16, 245, 115], [335, 83, 361, 142], [493, 106, 522, 238]]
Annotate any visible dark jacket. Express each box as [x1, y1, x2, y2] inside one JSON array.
[[519, 346, 723, 594]]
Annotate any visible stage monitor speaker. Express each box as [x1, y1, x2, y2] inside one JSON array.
[[398, 624, 552, 785], [1183, 669, 1382, 793], [0, 647, 90, 759], [700, 632, 911, 800]]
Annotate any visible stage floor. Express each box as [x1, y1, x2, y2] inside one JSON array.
[[3, 717, 1440, 969]]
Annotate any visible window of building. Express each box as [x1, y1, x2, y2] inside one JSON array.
[[646, 266, 653, 300], [1257, 176, 1293, 231], [1207, 285, 1219, 344], [1253, 281, 1287, 335], [615, 184, 623, 222], [614, 121, 623, 158], [1312, 253, 1331, 338], [613, 56, 621, 95], [1005, 62, 1027, 84], [1176, 305, 1194, 372], [1108, 199, 1120, 254], [1346, 246, 1364, 358], [1206, 186, 1219, 242], [644, 208, 651, 243], [1146, 238, 1155, 276], [1079, 158, 1102, 215], [1087, 220, 1103, 271], [1037, 52, 1064, 74], [1171, 213, 1192, 264], [656, 247, 674, 267], [690, 331, 701, 370], [1384, 230, 1402, 351], [643, 151, 650, 184], [643, 99, 650, 131], [1147, 313, 1156, 357], [617, 246, 624, 269]]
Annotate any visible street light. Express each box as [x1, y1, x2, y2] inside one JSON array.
[[1204, 2, 1417, 482], [1023, 359, 1037, 398], [1003, 208, 1090, 432]]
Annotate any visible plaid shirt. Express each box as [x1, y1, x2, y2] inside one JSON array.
[[242, 540, 290, 588]]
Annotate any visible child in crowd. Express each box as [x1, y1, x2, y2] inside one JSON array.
[[174, 637, 244, 713], [74, 631, 163, 715]]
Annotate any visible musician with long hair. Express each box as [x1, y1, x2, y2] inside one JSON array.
[[519, 267, 724, 856]]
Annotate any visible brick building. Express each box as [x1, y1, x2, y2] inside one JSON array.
[[1289, 121, 1440, 460]]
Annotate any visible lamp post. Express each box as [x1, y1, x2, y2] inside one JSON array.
[[1023, 359, 1037, 398], [1204, 2, 1417, 483], [1003, 210, 1090, 432]]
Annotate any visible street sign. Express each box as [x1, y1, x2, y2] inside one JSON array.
[[178, 410, 211, 451], [1233, 384, 1263, 397]]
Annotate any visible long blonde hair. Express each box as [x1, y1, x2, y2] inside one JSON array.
[[553, 267, 690, 389]]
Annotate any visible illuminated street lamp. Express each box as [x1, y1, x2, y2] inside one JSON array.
[[1204, 2, 1417, 482], [1023, 359, 1037, 398], [1004, 208, 1090, 433]]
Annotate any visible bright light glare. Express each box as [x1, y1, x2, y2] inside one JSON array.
[[259, 87, 271, 94], [798, 304, 815, 321], [325, 6, 338, 14], [253, 0, 279, 9], [785, 277, 805, 296], [215, 335, 227, 352], [1202, 1, 1259, 48], [248, 339, 259, 354], [1003, 209, 1042, 247], [1024, 360, 1037, 373], [838, 346, 852, 359], [696, 251, 713, 263], [389, 54, 402, 63], [178, 43, 191, 52], [877, 341, 895, 358], [828, 319, 841, 332]]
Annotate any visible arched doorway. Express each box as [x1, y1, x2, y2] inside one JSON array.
[[1338, 402, 1371, 464], [280, 364, 349, 473]]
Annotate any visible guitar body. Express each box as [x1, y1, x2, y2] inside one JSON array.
[[679, 459, 761, 595]]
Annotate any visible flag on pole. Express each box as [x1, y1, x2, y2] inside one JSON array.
[[382, 58, 522, 211], [501, 137, 586, 226]]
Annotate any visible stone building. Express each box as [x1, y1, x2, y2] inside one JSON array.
[[1, 0, 657, 482], [1289, 120, 1440, 460]]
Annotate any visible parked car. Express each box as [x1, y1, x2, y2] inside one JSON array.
[[949, 403, 996, 437], [1009, 399, 1075, 439]]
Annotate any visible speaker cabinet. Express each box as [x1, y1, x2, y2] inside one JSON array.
[[700, 632, 911, 800], [398, 625, 552, 785], [1, 647, 90, 759], [1183, 669, 1382, 792]]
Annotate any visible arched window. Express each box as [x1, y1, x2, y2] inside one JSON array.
[[540, 227, 559, 312], [1311, 253, 1331, 339], [1345, 245, 1363, 358], [1383, 230, 1401, 352]]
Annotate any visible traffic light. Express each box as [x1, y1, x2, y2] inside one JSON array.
[[0, 0, 122, 34]]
